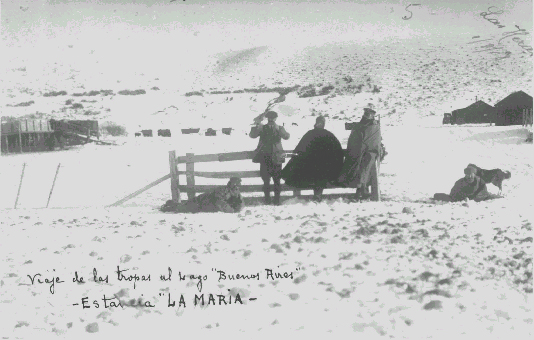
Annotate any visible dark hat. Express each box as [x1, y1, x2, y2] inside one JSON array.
[[227, 177, 242, 187], [315, 116, 326, 123], [265, 110, 278, 119], [363, 108, 376, 117], [314, 115, 326, 128], [464, 166, 476, 175]]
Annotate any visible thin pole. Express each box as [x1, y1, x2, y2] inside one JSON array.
[[14, 163, 26, 209], [46, 163, 61, 208]]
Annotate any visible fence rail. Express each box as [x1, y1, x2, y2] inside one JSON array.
[[168, 149, 380, 204], [108, 149, 381, 207]]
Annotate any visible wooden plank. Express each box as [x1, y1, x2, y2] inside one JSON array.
[[176, 149, 350, 164], [186, 153, 196, 200], [108, 173, 171, 207], [178, 182, 368, 194], [177, 170, 261, 179], [176, 152, 220, 164], [178, 184, 293, 193], [218, 150, 257, 162], [169, 150, 181, 203]]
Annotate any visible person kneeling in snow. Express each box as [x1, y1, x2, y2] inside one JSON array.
[[433, 166, 490, 202], [160, 177, 244, 213]]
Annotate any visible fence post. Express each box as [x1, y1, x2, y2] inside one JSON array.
[[186, 153, 195, 201], [18, 127, 22, 153], [14, 163, 26, 209], [169, 151, 180, 203], [293, 189, 301, 197], [371, 158, 380, 202], [46, 163, 61, 208]]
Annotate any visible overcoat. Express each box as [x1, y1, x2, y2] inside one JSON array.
[[281, 127, 344, 189], [250, 122, 290, 164], [337, 118, 382, 188]]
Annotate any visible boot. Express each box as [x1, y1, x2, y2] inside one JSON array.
[[313, 188, 323, 202], [361, 185, 372, 200], [263, 191, 271, 205], [273, 192, 281, 206]]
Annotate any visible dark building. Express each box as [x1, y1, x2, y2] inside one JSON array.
[[451, 100, 494, 124], [493, 91, 533, 126]]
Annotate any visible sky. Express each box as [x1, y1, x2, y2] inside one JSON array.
[[1, 0, 532, 79]]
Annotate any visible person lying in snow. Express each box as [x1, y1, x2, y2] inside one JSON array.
[[433, 166, 491, 202], [160, 177, 243, 213]]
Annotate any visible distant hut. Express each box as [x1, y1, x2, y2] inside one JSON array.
[[451, 100, 494, 125], [442, 113, 452, 124], [492, 91, 533, 126]]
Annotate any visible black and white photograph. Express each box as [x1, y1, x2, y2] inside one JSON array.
[[1, 0, 532, 338]]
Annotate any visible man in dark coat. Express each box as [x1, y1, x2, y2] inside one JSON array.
[[336, 108, 382, 199], [433, 166, 490, 202], [281, 116, 344, 202], [250, 110, 290, 205], [160, 177, 244, 213]]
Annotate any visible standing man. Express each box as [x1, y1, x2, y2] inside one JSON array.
[[337, 108, 382, 200], [250, 110, 290, 205]]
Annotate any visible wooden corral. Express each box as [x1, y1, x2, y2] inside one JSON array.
[[108, 149, 381, 207], [108, 118, 384, 207], [1, 119, 55, 153], [168, 150, 380, 204], [2, 119, 102, 154]]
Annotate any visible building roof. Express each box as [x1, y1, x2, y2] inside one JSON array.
[[494, 91, 533, 110]]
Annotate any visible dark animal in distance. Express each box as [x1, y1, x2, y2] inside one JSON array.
[[205, 128, 216, 136], [158, 129, 171, 137], [467, 163, 511, 194], [135, 132, 141, 137], [141, 130, 153, 137], [292, 122, 298, 126]]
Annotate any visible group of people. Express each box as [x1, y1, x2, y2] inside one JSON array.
[[160, 107, 384, 213], [249, 107, 383, 205], [160, 107, 498, 214]]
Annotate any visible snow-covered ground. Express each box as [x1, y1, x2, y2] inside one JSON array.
[[1, 0, 532, 337], [1, 123, 532, 338]]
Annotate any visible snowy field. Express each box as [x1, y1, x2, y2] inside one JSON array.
[[2, 0, 532, 337], [1, 123, 532, 338]]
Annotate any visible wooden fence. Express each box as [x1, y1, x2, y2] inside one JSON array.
[[108, 149, 380, 207]]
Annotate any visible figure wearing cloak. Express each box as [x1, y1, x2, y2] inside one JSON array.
[[281, 116, 344, 201], [336, 108, 382, 199]]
